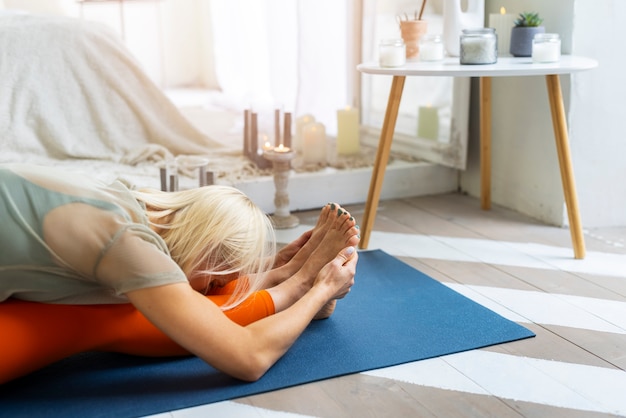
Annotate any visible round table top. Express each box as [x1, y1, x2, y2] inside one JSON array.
[[357, 55, 598, 77]]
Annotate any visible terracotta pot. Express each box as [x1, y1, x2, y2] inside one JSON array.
[[509, 26, 545, 57], [399, 20, 428, 60]]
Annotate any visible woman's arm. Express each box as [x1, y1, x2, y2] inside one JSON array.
[[125, 247, 357, 382]]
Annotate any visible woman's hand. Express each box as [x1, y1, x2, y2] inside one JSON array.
[[313, 246, 358, 300], [273, 230, 313, 269]]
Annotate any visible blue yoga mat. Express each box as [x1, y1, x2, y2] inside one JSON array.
[[0, 249, 534, 417]]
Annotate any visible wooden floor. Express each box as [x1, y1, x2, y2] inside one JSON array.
[[151, 193, 626, 418]]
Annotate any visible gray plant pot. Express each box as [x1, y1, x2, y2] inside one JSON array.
[[509, 26, 545, 57]]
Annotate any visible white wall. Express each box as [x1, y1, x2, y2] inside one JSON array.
[[461, 0, 626, 228], [568, 1, 626, 228]]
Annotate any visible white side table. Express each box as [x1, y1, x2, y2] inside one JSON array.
[[357, 56, 598, 259]]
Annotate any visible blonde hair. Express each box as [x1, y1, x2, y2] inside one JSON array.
[[132, 185, 276, 309]]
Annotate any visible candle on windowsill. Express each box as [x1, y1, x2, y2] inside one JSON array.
[[336, 106, 360, 155], [489, 7, 516, 57], [283, 112, 292, 149], [294, 114, 315, 152], [274, 109, 282, 147], [262, 135, 273, 153], [243, 109, 251, 158], [250, 112, 259, 159], [302, 122, 327, 165], [417, 104, 439, 140]]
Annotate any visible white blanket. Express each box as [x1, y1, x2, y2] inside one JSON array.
[[0, 14, 222, 167]]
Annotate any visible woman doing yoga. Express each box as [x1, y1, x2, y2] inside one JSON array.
[[0, 163, 360, 384]]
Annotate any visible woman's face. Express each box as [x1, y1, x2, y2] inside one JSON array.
[[189, 272, 239, 294]]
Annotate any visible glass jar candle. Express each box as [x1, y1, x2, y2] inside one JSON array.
[[379, 39, 406, 67], [419, 34, 445, 61], [532, 33, 561, 63], [460, 28, 497, 65]]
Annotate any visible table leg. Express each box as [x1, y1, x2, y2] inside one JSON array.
[[480, 77, 492, 210], [358, 75, 406, 249], [545, 74, 586, 259]]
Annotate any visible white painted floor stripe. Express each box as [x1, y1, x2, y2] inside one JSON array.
[[278, 227, 626, 334], [276, 228, 626, 279], [445, 283, 626, 334], [147, 400, 315, 417], [364, 351, 626, 415]]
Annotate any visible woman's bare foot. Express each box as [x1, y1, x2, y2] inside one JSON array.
[[266, 203, 356, 286], [294, 209, 360, 286], [267, 246, 357, 314], [313, 300, 336, 320]]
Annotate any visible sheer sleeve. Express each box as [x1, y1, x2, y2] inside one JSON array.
[[93, 225, 188, 296]]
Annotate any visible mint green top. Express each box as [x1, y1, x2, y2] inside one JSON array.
[[0, 164, 188, 304]]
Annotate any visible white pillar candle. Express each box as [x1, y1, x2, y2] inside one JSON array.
[[488, 7, 516, 57], [302, 122, 327, 165], [294, 114, 315, 152], [336, 106, 360, 155], [262, 134, 273, 152], [417, 105, 439, 140]]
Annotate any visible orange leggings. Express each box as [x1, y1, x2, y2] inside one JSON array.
[[0, 281, 275, 384]]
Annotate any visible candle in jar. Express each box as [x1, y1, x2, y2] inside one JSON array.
[[532, 33, 561, 63], [302, 122, 327, 165], [336, 106, 360, 155], [379, 39, 406, 67], [294, 114, 315, 152], [488, 7, 516, 57], [460, 28, 497, 65], [417, 104, 439, 140], [419, 34, 445, 61]]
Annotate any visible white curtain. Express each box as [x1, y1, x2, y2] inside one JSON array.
[[1, 0, 353, 136], [208, 0, 350, 135]]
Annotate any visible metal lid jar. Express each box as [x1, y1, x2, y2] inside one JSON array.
[[460, 28, 497, 65]]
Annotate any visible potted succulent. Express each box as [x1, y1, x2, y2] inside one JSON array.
[[509, 12, 545, 57]]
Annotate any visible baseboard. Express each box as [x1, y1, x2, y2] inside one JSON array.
[[232, 159, 458, 214]]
